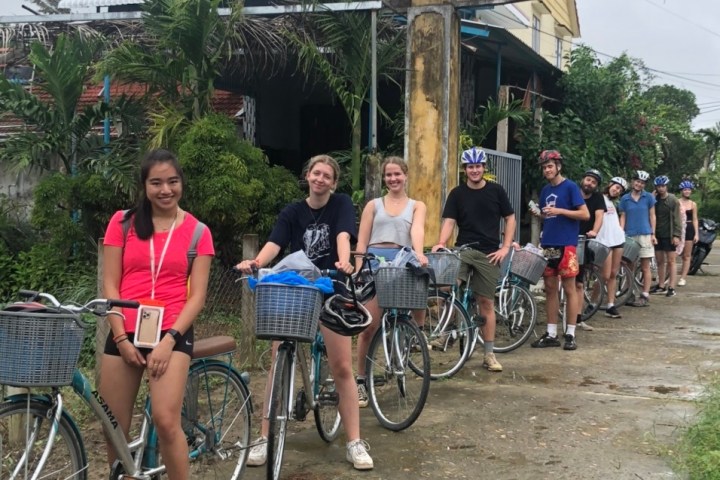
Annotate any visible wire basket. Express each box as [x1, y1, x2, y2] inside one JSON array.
[[0, 310, 85, 387], [255, 283, 322, 342], [622, 237, 641, 263], [508, 249, 547, 285], [426, 252, 461, 286], [576, 235, 587, 265], [587, 240, 611, 267], [375, 267, 429, 310]]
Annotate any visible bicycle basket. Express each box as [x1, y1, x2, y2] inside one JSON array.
[[622, 237, 641, 263], [587, 240, 610, 267], [374, 267, 429, 310], [426, 252, 461, 286], [576, 235, 587, 265], [508, 249, 547, 285], [0, 310, 85, 387], [255, 283, 322, 342]]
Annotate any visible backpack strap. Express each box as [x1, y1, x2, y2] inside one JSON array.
[[121, 209, 132, 247], [186, 220, 207, 277]]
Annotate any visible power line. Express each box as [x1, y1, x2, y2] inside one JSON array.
[[640, 0, 720, 42]]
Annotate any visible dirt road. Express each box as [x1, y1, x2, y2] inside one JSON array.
[[244, 245, 719, 480]]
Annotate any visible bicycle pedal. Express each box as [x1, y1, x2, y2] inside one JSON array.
[[318, 391, 339, 407]]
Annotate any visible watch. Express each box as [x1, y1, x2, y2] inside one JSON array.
[[167, 329, 182, 343]]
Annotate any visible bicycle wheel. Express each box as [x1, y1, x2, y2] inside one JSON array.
[[0, 397, 87, 480], [581, 266, 605, 321], [183, 362, 252, 479], [313, 343, 341, 442], [614, 262, 634, 307], [267, 344, 293, 480], [493, 284, 537, 353], [366, 315, 430, 431], [424, 293, 474, 379]]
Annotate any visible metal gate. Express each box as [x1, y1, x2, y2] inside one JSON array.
[[484, 148, 522, 242]]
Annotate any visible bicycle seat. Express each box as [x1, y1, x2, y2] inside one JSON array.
[[192, 336, 236, 359]]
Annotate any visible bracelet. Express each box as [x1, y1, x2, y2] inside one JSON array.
[[113, 333, 128, 343], [116, 337, 128, 345]]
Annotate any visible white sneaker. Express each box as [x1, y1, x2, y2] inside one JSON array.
[[577, 321, 594, 331], [678, 278, 686, 286], [247, 436, 267, 466], [346, 439, 374, 470]]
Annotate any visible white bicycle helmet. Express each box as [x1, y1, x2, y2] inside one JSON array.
[[460, 147, 487, 165], [609, 176, 628, 192], [633, 170, 650, 182], [319, 293, 372, 337]]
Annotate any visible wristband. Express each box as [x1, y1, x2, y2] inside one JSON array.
[[115, 337, 128, 345], [113, 332, 128, 343]]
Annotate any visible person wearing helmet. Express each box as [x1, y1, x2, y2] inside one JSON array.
[[677, 180, 699, 286], [618, 169, 656, 307], [432, 146, 516, 372], [574, 169, 608, 331], [596, 176, 629, 318], [649, 175, 682, 297], [236, 155, 374, 470], [354, 156, 427, 407], [530, 150, 590, 351]]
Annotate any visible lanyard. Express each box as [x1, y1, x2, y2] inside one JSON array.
[[149, 215, 177, 299]]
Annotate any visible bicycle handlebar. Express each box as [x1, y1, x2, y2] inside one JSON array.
[[18, 289, 140, 313]]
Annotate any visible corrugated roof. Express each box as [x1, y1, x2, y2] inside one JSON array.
[[58, 0, 144, 7]]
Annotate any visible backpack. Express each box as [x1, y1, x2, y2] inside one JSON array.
[[121, 210, 206, 277]]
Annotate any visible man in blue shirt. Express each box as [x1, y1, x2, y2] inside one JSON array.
[[618, 170, 656, 307], [531, 150, 589, 351]]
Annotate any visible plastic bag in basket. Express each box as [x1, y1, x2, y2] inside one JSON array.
[[271, 250, 322, 280], [249, 271, 334, 293]]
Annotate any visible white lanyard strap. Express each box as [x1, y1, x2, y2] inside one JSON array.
[[149, 216, 177, 299]]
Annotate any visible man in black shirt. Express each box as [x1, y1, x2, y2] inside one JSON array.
[[575, 169, 607, 331], [432, 147, 516, 372]]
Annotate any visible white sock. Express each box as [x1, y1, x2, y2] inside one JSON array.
[[547, 324, 558, 338], [567, 325, 576, 337], [607, 303, 614, 308]]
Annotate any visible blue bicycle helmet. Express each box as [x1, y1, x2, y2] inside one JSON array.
[[654, 175, 670, 186], [679, 180, 694, 190], [460, 147, 487, 165]]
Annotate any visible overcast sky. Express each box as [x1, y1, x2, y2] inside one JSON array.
[[4, 0, 720, 129]]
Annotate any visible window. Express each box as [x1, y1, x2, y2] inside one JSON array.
[[532, 15, 541, 52], [555, 37, 563, 68]]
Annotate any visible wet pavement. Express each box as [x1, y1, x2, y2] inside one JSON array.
[[245, 245, 719, 480]]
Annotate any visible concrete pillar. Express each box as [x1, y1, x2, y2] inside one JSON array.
[[405, 2, 460, 246]]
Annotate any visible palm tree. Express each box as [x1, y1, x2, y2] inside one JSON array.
[[96, 0, 286, 148], [0, 32, 142, 194], [285, 9, 405, 192], [698, 123, 720, 203]]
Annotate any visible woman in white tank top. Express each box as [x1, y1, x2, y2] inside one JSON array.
[[597, 177, 627, 319], [354, 156, 427, 407]]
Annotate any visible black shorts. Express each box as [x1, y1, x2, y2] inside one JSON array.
[[685, 224, 695, 241], [104, 326, 194, 357], [654, 237, 675, 252]]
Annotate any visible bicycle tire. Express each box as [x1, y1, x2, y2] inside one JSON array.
[[366, 314, 430, 431], [581, 266, 605, 321], [313, 343, 341, 442], [182, 361, 252, 479], [0, 397, 87, 480], [424, 293, 475, 379], [614, 262, 634, 307], [493, 284, 537, 353], [689, 247, 707, 275], [267, 344, 293, 480]]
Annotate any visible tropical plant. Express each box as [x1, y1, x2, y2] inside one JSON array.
[[462, 98, 530, 148], [698, 124, 720, 204], [285, 9, 405, 192]]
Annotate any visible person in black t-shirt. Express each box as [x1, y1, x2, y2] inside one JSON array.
[[236, 155, 374, 471], [432, 147, 516, 373], [575, 169, 607, 331]]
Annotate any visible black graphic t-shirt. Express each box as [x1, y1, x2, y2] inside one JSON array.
[[579, 191, 607, 236], [268, 193, 357, 270]]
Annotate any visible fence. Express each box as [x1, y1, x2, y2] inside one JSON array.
[[484, 147, 522, 242]]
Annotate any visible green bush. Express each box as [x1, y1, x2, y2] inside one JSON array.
[[674, 380, 720, 479], [698, 199, 720, 222]]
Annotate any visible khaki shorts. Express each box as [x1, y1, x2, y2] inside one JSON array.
[[631, 234, 655, 259], [458, 249, 500, 299]]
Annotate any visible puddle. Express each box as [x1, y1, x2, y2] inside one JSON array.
[[517, 374, 551, 384]]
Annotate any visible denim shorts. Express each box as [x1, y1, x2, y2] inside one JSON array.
[[367, 246, 402, 271]]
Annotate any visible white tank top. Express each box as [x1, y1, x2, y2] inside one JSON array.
[[368, 197, 415, 247], [596, 195, 625, 247]]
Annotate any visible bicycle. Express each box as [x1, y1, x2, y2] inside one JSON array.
[[423, 246, 541, 379], [253, 278, 342, 480], [364, 261, 431, 431], [0, 290, 252, 480]]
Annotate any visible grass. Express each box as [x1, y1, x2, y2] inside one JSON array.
[[673, 377, 720, 479]]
